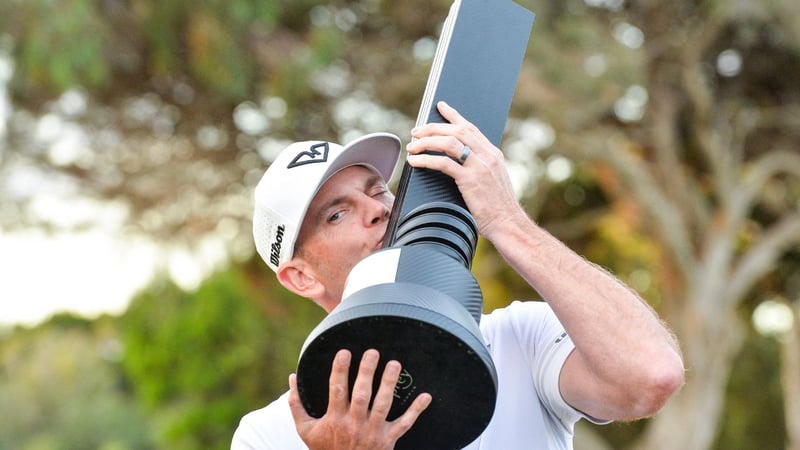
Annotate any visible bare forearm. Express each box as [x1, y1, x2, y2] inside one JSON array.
[[404, 103, 683, 418], [487, 207, 684, 417]]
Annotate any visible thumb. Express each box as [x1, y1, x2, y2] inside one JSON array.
[[287, 373, 315, 429]]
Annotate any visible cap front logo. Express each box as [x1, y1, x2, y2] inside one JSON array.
[[287, 142, 330, 169]]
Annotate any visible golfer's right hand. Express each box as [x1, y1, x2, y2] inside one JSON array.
[[288, 349, 432, 450]]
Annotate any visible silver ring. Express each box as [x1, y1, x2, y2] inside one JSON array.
[[459, 145, 471, 164]]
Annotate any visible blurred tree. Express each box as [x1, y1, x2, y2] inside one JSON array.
[[783, 299, 800, 450], [577, 1, 800, 447], [1, 0, 799, 448], [713, 329, 786, 449], [0, 315, 153, 449], [480, 2, 800, 446], [120, 257, 324, 449]]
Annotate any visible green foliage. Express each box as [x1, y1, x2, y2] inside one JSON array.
[[0, 262, 325, 450], [308, 26, 344, 67], [2, 0, 799, 447], [585, 212, 664, 306], [713, 332, 786, 449], [120, 263, 324, 449], [135, 0, 275, 100], [14, 0, 113, 95], [7, 0, 306, 102], [474, 238, 538, 313], [139, 0, 188, 77], [0, 319, 153, 449], [186, 7, 253, 99]]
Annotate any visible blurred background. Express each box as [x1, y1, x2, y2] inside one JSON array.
[[0, 0, 798, 448]]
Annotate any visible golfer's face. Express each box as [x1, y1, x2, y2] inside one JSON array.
[[297, 165, 394, 294]]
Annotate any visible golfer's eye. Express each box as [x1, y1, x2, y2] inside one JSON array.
[[328, 210, 344, 223]]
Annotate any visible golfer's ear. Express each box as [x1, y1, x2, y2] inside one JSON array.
[[277, 260, 324, 298]]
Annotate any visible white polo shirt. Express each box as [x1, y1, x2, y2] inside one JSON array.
[[231, 301, 601, 450]]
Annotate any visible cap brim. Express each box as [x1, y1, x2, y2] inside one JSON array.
[[319, 132, 402, 186]]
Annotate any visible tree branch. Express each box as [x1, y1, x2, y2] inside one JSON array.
[[573, 132, 696, 280], [731, 149, 800, 226], [783, 306, 800, 449], [726, 213, 800, 305]]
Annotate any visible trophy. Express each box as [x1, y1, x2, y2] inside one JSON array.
[[295, 1, 534, 448]]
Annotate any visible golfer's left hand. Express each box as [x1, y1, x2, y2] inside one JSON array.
[[406, 101, 522, 241], [288, 349, 432, 450]]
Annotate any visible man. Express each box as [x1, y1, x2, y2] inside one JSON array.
[[233, 101, 685, 449]]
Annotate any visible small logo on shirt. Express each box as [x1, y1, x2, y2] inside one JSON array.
[[554, 331, 568, 344], [288, 142, 329, 168]]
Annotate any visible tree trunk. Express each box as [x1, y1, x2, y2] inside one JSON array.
[[783, 308, 800, 450], [632, 300, 744, 450], [574, 422, 615, 450]]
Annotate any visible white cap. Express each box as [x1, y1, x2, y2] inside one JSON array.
[[253, 133, 402, 272]]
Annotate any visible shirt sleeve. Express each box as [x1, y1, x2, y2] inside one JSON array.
[[487, 301, 605, 429], [230, 392, 308, 450]]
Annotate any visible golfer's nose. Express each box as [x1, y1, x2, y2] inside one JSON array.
[[365, 196, 390, 226]]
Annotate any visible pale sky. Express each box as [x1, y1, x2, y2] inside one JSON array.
[[0, 226, 239, 327], [0, 229, 160, 326]]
